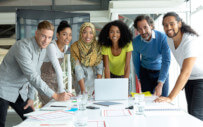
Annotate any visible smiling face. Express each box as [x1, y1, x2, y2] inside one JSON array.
[[57, 27, 72, 45], [163, 16, 181, 38], [109, 25, 121, 43], [81, 26, 94, 44], [137, 19, 152, 41], [35, 29, 54, 49]]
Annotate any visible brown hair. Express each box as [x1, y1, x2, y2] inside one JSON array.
[[37, 20, 54, 31], [134, 15, 154, 30]]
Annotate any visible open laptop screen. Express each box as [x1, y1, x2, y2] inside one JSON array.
[[94, 78, 128, 101]]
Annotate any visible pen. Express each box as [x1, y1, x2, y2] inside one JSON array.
[[64, 89, 70, 93], [65, 89, 74, 97], [50, 105, 67, 107]]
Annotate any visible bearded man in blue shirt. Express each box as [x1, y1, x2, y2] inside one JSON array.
[[132, 15, 171, 97]]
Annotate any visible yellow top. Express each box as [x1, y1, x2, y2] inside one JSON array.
[[102, 42, 133, 76]]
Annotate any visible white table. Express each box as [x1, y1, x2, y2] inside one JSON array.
[[15, 96, 203, 127]]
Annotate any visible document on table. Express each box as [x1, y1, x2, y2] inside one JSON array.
[[24, 110, 52, 117], [145, 102, 181, 111], [102, 109, 132, 117], [28, 111, 74, 121], [144, 102, 184, 116], [88, 120, 106, 127], [40, 101, 71, 111], [14, 121, 74, 127], [40, 106, 68, 111], [49, 101, 71, 107]]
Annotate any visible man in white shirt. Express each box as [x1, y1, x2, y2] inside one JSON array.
[[155, 12, 203, 121]]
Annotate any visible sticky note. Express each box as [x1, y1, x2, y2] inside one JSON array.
[[66, 108, 78, 112], [130, 91, 152, 97]]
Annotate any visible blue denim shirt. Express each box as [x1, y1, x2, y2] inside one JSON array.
[[0, 37, 54, 103]]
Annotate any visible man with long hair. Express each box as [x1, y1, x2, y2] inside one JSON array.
[[155, 12, 203, 121]]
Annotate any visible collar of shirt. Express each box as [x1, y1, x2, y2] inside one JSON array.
[[141, 30, 156, 43], [32, 36, 42, 52]]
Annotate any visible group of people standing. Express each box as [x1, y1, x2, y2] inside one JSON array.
[[0, 12, 202, 127]]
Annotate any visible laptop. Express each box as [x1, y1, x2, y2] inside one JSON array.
[[94, 78, 128, 101]]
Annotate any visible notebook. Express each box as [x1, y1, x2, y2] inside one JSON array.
[[94, 78, 128, 101]]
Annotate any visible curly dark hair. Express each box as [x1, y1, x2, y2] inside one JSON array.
[[98, 20, 132, 48], [133, 15, 154, 29], [163, 12, 199, 36], [57, 20, 71, 33]]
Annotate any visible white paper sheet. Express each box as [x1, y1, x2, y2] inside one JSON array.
[[88, 120, 107, 127], [102, 109, 132, 117], [28, 111, 74, 121], [40, 101, 72, 111], [14, 121, 74, 127]]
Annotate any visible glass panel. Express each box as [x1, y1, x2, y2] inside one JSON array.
[[16, 9, 90, 42], [55, 0, 100, 5], [16, 9, 90, 108], [0, 0, 52, 6]]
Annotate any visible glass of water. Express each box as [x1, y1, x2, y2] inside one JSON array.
[[75, 110, 88, 127], [128, 97, 135, 107], [77, 92, 88, 111], [134, 94, 145, 115]]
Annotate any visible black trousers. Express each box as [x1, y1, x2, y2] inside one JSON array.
[[185, 79, 203, 121], [0, 96, 33, 127], [110, 73, 124, 78], [140, 66, 169, 97]]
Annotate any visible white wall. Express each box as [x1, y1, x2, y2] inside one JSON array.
[[191, 9, 203, 36]]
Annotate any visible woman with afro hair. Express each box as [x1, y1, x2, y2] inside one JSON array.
[[98, 20, 133, 78]]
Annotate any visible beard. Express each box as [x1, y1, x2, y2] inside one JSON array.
[[167, 29, 179, 38], [141, 33, 151, 41]]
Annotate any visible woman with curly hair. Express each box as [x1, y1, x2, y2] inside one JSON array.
[[70, 22, 103, 95], [98, 20, 133, 78]]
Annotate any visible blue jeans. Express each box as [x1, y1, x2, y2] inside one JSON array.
[[139, 66, 169, 96], [185, 79, 203, 121], [0, 96, 33, 127]]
